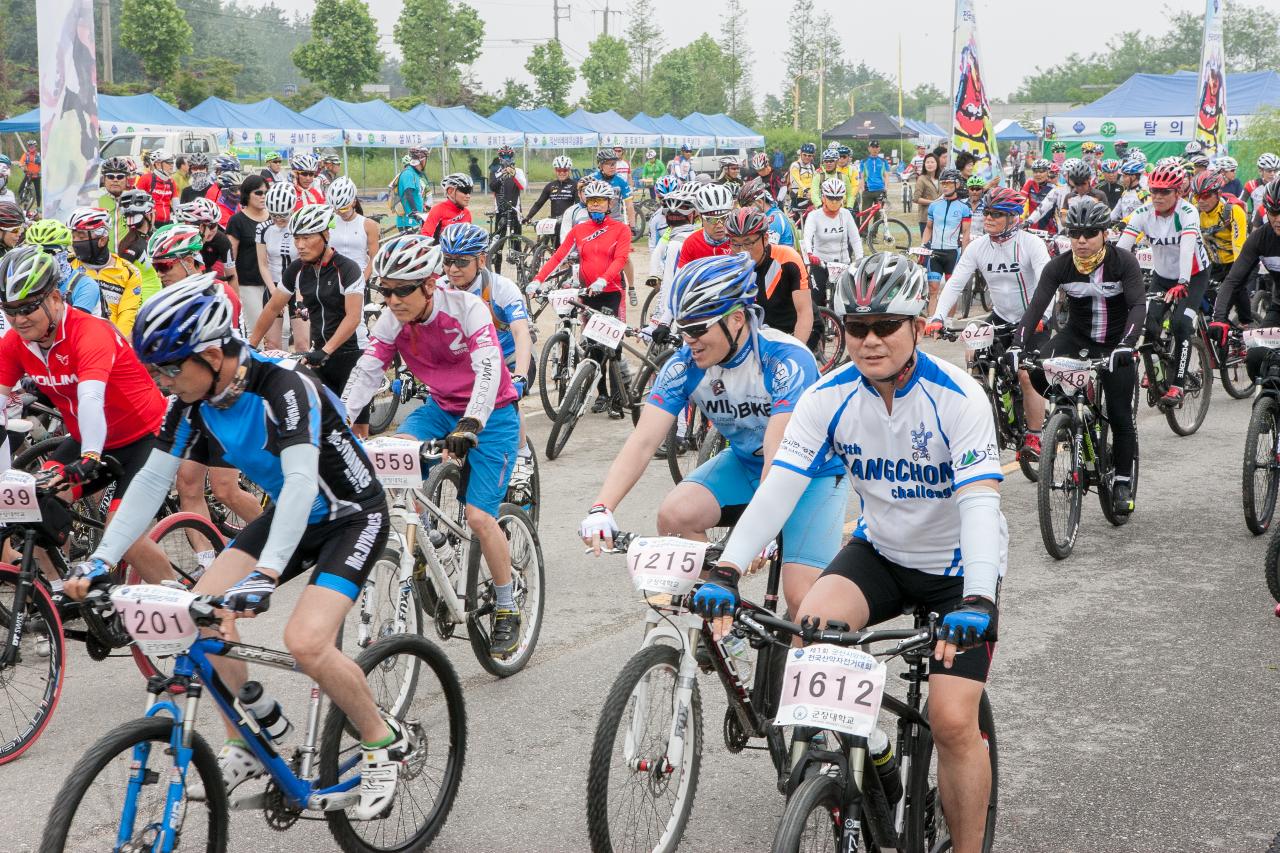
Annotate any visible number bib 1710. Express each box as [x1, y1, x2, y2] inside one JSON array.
[[775, 643, 887, 738], [582, 313, 627, 351]]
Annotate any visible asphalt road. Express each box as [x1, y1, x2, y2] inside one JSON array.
[[6, 244, 1280, 852]]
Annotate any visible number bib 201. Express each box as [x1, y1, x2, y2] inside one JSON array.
[[363, 437, 423, 488], [111, 584, 200, 656], [775, 643, 887, 738]]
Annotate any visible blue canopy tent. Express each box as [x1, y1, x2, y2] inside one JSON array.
[[488, 107, 597, 149], [566, 109, 661, 147], [680, 113, 764, 148], [630, 113, 714, 149], [190, 97, 343, 159], [994, 119, 1037, 141], [405, 105, 523, 149], [1, 93, 224, 140], [302, 97, 442, 149], [899, 118, 948, 143]]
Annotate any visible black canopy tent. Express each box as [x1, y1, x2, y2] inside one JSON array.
[[822, 111, 908, 141]]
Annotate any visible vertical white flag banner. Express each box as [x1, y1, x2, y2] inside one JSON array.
[[950, 0, 1001, 181], [37, 0, 100, 221], [1193, 0, 1228, 157]]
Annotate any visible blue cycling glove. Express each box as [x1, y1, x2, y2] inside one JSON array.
[[71, 557, 114, 590], [511, 374, 527, 400], [221, 570, 277, 616], [692, 566, 741, 619], [938, 596, 998, 649]]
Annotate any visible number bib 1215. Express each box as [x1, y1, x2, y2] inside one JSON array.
[[775, 643, 887, 738], [626, 536, 707, 596], [363, 437, 424, 488]]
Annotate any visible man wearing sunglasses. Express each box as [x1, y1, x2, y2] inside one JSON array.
[[1010, 197, 1145, 516], [1211, 178, 1280, 375], [675, 182, 735, 268], [725, 206, 812, 344], [344, 235, 525, 660], [0, 246, 174, 590], [704, 253, 1005, 853], [97, 156, 133, 252], [580, 253, 848, 618], [1116, 161, 1210, 410], [419, 172, 474, 242], [289, 153, 325, 206]]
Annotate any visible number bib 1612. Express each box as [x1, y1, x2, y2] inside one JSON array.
[[582, 313, 627, 351], [0, 470, 40, 523], [363, 437, 424, 488], [775, 643, 887, 738], [626, 536, 707, 596]]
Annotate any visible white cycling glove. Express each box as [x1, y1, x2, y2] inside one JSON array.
[[587, 278, 608, 295], [579, 503, 619, 544], [525, 280, 543, 297]]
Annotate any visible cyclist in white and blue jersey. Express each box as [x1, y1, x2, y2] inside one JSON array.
[[920, 168, 972, 312], [579, 253, 849, 614], [700, 251, 1005, 853], [740, 177, 795, 248]]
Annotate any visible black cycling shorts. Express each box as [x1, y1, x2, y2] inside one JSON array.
[[230, 505, 390, 602], [44, 432, 156, 513], [821, 538, 994, 683], [929, 248, 960, 278]]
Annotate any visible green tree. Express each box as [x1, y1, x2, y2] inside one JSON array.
[[120, 0, 193, 83], [581, 35, 630, 112], [526, 40, 575, 113], [783, 0, 818, 127], [165, 57, 242, 110], [623, 0, 664, 113], [648, 34, 730, 116], [292, 0, 381, 100], [395, 0, 484, 103], [469, 78, 534, 115], [1234, 108, 1280, 182], [719, 0, 755, 124]]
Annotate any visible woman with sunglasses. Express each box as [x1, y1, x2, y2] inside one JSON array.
[[700, 257, 1005, 853], [1116, 161, 1211, 410], [255, 181, 303, 351], [226, 174, 271, 336], [327, 176, 379, 280], [1009, 197, 1146, 516]]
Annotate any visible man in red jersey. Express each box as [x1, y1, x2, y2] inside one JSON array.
[[677, 182, 735, 268], [420, 173, 474, 240]]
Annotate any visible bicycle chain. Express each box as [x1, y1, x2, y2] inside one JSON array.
[[722, 707, 749, 753]]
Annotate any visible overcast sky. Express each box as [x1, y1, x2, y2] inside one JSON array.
[[263, 0, 1210, 103]]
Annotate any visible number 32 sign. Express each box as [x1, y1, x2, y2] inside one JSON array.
[[774, 643, 887, 738]]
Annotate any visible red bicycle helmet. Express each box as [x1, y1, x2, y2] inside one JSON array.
[[1188, 170, 1227, 197], [726, 207, 769, 239], [1148, 161, 1188, 192], [1262, 177, 1280, 214], [0, 202, 24, 230]]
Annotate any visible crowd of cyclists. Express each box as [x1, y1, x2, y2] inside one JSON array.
[[2, 128, 1280, 852]]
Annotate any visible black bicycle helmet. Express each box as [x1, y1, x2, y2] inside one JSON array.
[[1261, 177, 1280, 214], [595, 148, 618, 165], [938, 168, 963, 184], [1063, 158, 1094, 185], [102, 156, 132, 176], [1062, 197, 1112, 230]]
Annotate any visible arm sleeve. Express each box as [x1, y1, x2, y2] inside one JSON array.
[[1214, 229, 1262, 320], [461, 300, 505, 425], [256, 443, 320, 574], [957, 488, 1004, 601], [717, 466, 813, 571], [342, 311, 400, 415], [801, 211, 816, 256], [1177, 219, 1198, 282], [76, 380, 108, 457], [92, 450, 182, 565], [603, 224, 631, 284], [933, 248, 979, 321], [1118, 254, 1148, 347]]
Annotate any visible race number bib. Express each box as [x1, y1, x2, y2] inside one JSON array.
[[961, 322, 995, 350], [0, 470, 40, 522], [775, 644, 887, 738], [535, 218, 558, 236], [1243, 327, 1280, 350], [826, 261, 849, 281], [582, 312, 627, 351], [111, 585, 200, 656], [626, 536, 707, 596], [1134, 247, 1154, 270], [364, 437, 423, 488], [548, 289, 578, 316], [1043, 357, 1092, 392]]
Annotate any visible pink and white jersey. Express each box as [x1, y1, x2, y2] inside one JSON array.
[[344, 286, 516, 423]]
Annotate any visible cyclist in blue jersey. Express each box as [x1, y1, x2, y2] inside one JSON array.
[[579, 253, 849, 614], [69, 278, 409, 820], [739, 177, 795, 247], [920, 168, 972, 314], [860, 139, 890, 208]]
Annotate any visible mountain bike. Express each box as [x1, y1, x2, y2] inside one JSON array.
[[1137, 293, 1213, 436], [855, 197, 914, 254], [585, 534, 792, 853], [40, 585, 465, 853], [1031, 354, 1139, 560], [941, 321, 1037, 482], [957, 269, 992, 318], [359, 438, 544, 677], [1245, 330, 1280, 537], [533, 282, 586, 420], [806, 259, 848, 374], [18, 172, 39, 213], [633, 195, 659, 242], [526, 216, 562, 275], [1199, 282, 1254, 399], [545, 298, 672, 460], [0, 459, 224, 765], [735, 606, 997, 853], [487, 207, 537, 286]]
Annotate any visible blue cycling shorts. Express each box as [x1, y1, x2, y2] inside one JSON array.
[[399, 397, 520, 516], [686, 450, 849, 570]]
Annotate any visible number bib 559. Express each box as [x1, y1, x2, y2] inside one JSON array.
[[775, 643, 887, 738]]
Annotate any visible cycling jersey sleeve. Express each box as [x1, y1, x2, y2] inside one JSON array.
[[455, 296, 505, 425], [645, 351, 695, 415], [1175, 217, 1198, 282], [770, 385, 839, 477], [0, 333, 21, 388], [111, 265, 143, 337], [69, 272, 103, 314], [257, 443, 320, 575], [1029, 188, 1058, 226], [801, 210, 817, 257], [1013, 260, 1062, 349], [92, 449, 182, 566], [278, 260, 302, 295], [1214, 228, 1264, 321], [1230, 203, 1248, 259], [1024, 235, 1055, 323], [763, 342, 817, 415], [932, 248, 980, 321], [76, 380, 108, 457]]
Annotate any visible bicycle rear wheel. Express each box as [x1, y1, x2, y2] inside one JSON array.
[[667, 412, 711, 485], [546, 360, 598, 461], [629, 347, 672, 425], [1097, 414, 1138, 527], [867, 216, 914, 253], [0, 567, 63, 765], [771, 772, 843, 852], [809, 307, 845, 374], [1037, 410, 1083, 560], [1164, 337, 1212, 436], [39, 716, 228, 853], [464, 503, 544, 676], [538, 330, 575, 420], [586, 644, 702, 853], [1244, 396, 1280, 535]]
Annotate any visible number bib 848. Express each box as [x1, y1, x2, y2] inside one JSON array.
[[775, 643, 887, 738]]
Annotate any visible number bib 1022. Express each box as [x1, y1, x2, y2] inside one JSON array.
[[582, 313, 627, 351], [775, 643, 887, 738], [626, 536, 708, 596], [0, 470, 40, 523], [111, 584, 200, 656], [363, 437, 424, 488]]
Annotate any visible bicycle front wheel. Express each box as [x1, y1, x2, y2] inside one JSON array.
[[366, 356, 403, 435], [771, 772, 843, 853], [0, 567, 63, 765], [867, 217, 914, 253], [39, 716, 228, 853], [586, 644, 702, 853], [1245, 396, 1280, 535], [546, 360, 598, 460], [465, 503, 545, 677], [810, 307, 845, 374], [1165, 336, 1212, 436], [320, 634, 467, 853], [1037, 410, 1083, 560], [538, 330, 575, 420]]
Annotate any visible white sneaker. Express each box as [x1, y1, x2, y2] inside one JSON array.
[[352, 717, 412, 821], [190, 741, 265, 800]]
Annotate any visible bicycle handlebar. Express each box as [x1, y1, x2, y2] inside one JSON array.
[[736, 606, 936, 652]]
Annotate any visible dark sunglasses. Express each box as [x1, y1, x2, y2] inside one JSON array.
[[251, 189, 267, 196], [728, 238, 762, 250], [294, 171, 316, 178], [1150, 188, 1174, 197], [843, 316, 912, 339], [1066, 227, 1103, 239], [676, 321, 716, 339], [441, 255, 476, 268], [0, 293, 49, 318], [148, 359, 187, 378], [374, 282, 423, 299], [103, 172, 128, 180]]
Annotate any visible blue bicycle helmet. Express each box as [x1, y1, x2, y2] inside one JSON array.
[[438, 222, 490, 257], [670, 253, 757, 329], [1120, 158, 1146, 175], [214, 155, 241, 174], [800, 142, 817, 155], [132, 274, 234, 365], [655, 175, 680, 197]]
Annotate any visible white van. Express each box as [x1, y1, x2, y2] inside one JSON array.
[[99, 130, 222, 164]]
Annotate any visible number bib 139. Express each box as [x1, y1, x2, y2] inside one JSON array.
[[626, 536, 707, 596], [363, 437, 424, 488], [0, 470, 40, 523], [582, 313, 627, 351], [775, 643, 887, 738]]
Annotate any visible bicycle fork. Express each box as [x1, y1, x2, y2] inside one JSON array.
[[628, 613, 702, 779]]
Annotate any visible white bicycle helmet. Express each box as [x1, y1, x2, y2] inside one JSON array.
[[176, 197, 221, 226], [326, 176, 358, 209], [1212, 156, 1238, 173], [67, 207, 113, 236], [372, 234, 444, 281], [835, 252, 928, 318], [820, 177, 847, 198], [1257, 153, 1280, 172], [289, 203, 333, 236], [582, 180, 616, 201], [440, 172, 473, 193], [265, 182, 298, 217], [150, 148, 174, 166], [552, 155, 573, 170], [290, 153, 318, 172], [695, 182, 734, 215], [751, 152, 769, 171], [662, 186, 699, 216], [645, 149, 657, 160]]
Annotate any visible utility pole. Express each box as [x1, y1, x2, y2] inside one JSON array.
[[816, 44, 826, 135], [792, 78, 800, 132], [595, 2, 622, 36], [552, 0, 570, 43], [100, 0, 115, 84]]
